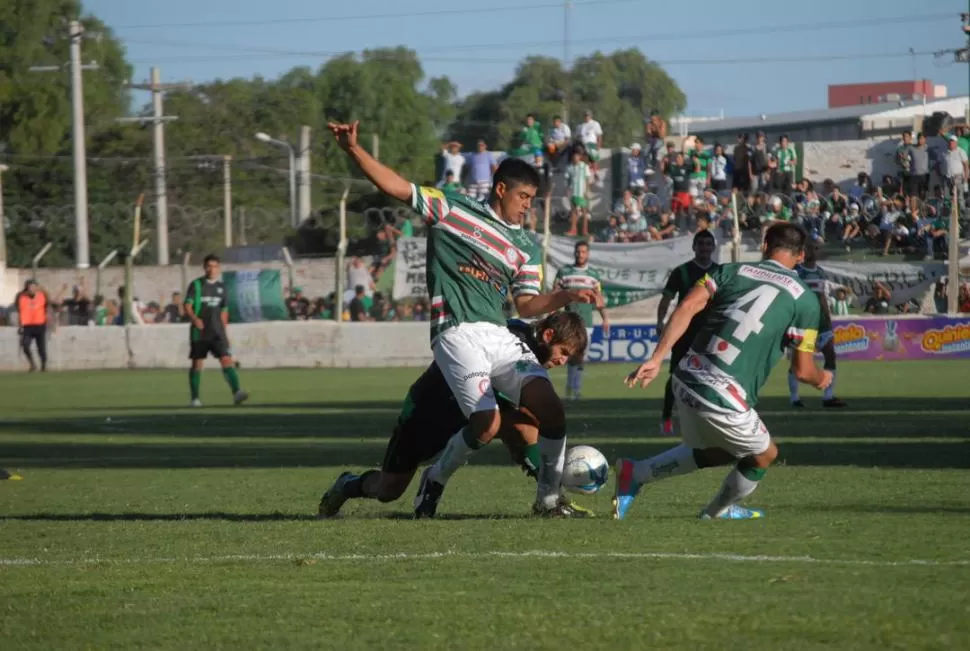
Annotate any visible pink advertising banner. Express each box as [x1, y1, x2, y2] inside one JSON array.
[[831, 316, 970, 361]]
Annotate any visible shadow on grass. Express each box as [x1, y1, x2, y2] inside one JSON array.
[[0, 511, 530, 522], [1, 397, 967, 470]]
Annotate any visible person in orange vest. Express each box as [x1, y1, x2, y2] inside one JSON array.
[[16, 279, 51, 372]]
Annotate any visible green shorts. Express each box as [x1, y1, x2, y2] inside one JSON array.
[[571, 196, 588, 208], [584, 145, 600, 162]]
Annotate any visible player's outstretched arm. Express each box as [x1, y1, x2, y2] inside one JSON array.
[[626, 284, 709, 389], [791, 349, 832, 390], [514, 289, 596, 318], [328, 121, 411, 203]]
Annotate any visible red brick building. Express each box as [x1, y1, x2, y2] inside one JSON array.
[[828, 80, 937, 108]]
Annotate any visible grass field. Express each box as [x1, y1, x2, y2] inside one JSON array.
[[1, 362, 969, 650]]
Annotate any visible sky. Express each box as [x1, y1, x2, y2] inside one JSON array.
[[84, 0, 970, 118]]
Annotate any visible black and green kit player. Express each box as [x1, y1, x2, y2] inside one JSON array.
[[656, 230, 718, 434], [183, 254, 248, 407]]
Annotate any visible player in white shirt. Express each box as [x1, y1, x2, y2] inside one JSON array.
[[576, 110, 604, 180]]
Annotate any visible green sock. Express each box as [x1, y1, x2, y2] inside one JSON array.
[[222, 366, 241, 393], [189, 370, 201, 400], [522, 444, 541, 480]]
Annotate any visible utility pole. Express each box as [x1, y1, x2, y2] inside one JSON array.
[[562, 0, 572, 124], [29, 20, 99, 269], [118, 67, 190, 265], [0, 164, 8, 267], [223, 156, 233, 248], [298, 126, 312, 224]]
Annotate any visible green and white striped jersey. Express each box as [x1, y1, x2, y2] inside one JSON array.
[[796, 263, 832, 332], [566, 162, 590, 198], [411, 184, 542, 341], [674, 260, 820, 412], [554, 264, 602, 323]]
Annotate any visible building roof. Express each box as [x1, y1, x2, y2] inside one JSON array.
[[687, 97, 969, 135]]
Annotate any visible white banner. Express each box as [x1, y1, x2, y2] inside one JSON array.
[[544, 235, 696, 306], [393, 236, 428, 300], [823, 261, 945, 307]]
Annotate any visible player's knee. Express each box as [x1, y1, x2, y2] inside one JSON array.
[[519, 379, 565, 435], [467, 410, 502, 445], [375, 473, 411, 503], [748, 441, 778, 468]]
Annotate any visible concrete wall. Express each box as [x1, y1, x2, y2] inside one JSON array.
[[1, 322, 433, 372], [801, 135, 949, 189], [2, 258, 338, 305]]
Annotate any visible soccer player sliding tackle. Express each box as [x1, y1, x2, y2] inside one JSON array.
[[655, 230, 718, 434], [615, 223, 832, 520], [318, 314, 592, 518], [788, 240, 846, 408], [328, 121, 598, 518]]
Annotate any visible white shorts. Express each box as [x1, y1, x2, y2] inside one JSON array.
[[468, 181, 491, 201], [672, 377, 771, 458], [433, 322, 549, 417]]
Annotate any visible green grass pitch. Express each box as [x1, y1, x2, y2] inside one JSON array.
[[0, 362, 968, 650]]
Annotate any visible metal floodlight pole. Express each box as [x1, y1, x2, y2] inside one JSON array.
[[32, 242, 54, 278], [255, 132, 297, 228]]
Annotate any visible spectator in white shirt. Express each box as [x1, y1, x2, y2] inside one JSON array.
[[344, 256, 375, 305], [943, 136, 969, 195], [439, 141, 465, 187], [710, 143, 728, 192], [576, 109, 604, 180]]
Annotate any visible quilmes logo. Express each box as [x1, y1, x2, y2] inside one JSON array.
[[832, 323, 869, 354], [920, 321, 970, 355]]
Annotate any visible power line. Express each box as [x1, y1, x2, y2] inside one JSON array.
[[113, 0, 639, 30], [121, 12, 952, 60]]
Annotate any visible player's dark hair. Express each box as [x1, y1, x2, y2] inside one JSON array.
[[764, 222, 808, 257], [574, 240, 589, 252], [535, 311, 588, 351], [203, 254, 220, 265], [492, 157, 540, 192], [693, 229, 715, 246]]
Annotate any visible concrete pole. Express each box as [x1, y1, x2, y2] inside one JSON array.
[[299, 126, 311, 223], [69, 21, 90, 269], [288, 148, 297, 228], [371, 133, 380, 161], [223, 156, 232, 248], [151, 67, 170, 265], [0, 164, 7, 267]]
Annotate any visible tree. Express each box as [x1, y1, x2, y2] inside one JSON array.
[[449, 49, 686, 151]]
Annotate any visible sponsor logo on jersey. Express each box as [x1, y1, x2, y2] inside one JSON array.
[[738, 265, 805, 298]]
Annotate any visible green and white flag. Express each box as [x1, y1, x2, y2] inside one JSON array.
[[223, 270, 288, 322]]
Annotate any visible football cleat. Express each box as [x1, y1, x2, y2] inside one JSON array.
[[612, 458, 642, 520], [413, 467, 445, 519], [317, 471, 355, 519], [822, 398, 847, 408], [559, 493, 595, 518], [660, 418, 675, 435], [791, 400, 805, 408], [233, 390, 249, 405], [190, 398, 203, 408], [699, 504, 765, 520], [532, 497, 585, 518]]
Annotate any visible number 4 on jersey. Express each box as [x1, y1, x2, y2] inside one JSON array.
[[725, 285, 780, 342]]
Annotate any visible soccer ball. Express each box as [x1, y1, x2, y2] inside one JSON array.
[[561, 445, 609, 495]]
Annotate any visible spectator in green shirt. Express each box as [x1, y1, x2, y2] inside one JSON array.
[[772, 135, 797, 192], [441, 170, 463, 194], [689, 136, 711, 198], [511, 113, 543, 160]]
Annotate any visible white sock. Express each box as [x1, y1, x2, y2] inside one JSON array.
[[536, 436, 567, 508], [823, 370, 836, 400], [632, 444, 698, 484], [788, 371, 800, 403], [429, 429, 479, 485], [702, 467, 761, 517], [565, 366, 575, 395]]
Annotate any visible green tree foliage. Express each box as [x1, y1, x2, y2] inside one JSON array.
[[1, 3, 688, 266]]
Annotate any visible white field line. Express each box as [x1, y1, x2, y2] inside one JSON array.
[[1, 549, 967, 568]]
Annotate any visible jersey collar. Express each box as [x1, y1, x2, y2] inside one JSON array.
[[691, 259, 715, 271], [763, 259, 796, 273], [485, 200, 521, 229]]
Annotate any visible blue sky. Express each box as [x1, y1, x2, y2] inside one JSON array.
[[85, 0, 969, 117]]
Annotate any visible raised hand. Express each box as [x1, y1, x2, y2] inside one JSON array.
[[327, 121, 359, 152]]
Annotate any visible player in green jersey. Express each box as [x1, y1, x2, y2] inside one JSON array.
[[328, 121, 597, 519], [656, 230, 718, 434], [614, 223, 831, 520], [183, 254, 248, 407], [788, 241, 847, 408], [554, 240, 610, 400]]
